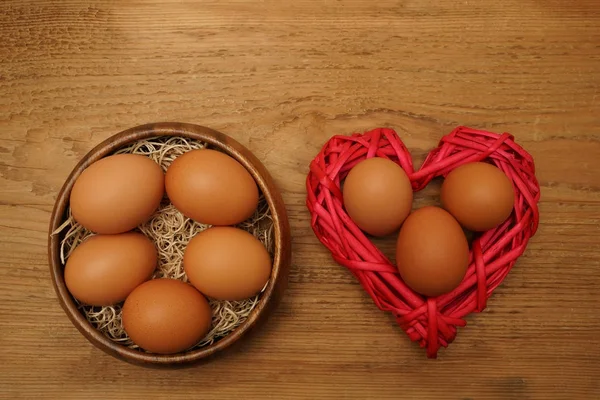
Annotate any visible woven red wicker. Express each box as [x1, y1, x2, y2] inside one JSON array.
[[306, 126, 540, 358]]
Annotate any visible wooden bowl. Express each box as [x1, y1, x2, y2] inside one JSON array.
[[48, 122, 291, 368]]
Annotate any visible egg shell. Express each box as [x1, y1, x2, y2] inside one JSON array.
[[122, 278, 212, 355], [70, 154, 164, 234], [165, 149, 259, 226], [184, 226, 271, 301], [342, 157, 413, 237], [64, 232, 157, 306], [441, 162, 515, 232], [395, 206, 469, 297]]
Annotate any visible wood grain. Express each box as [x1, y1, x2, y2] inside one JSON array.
[[1, 0, 599, 398]]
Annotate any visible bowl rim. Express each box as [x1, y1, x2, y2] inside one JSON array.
[[48, 122, 291, 367]]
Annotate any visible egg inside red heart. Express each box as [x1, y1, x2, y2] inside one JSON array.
[[395, 206, 469, 297], [441, 161, 515, 232], [342, 157, 413, 237]]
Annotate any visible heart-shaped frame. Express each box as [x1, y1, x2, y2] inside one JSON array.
[[306, 126, 541, 358]]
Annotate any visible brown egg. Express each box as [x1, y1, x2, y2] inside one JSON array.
[[184, 227, 271, 301], [342, 157, 413, 237], [122, 278, 212, 354], [64, 232, 157, 306], [396, 206, 469, 297], [441, 162, 515, 231], [70, 154, 164, 234], [165, 149, 259, 226]]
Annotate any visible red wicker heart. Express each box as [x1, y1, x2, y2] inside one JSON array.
[[306, 126, 540, 358]]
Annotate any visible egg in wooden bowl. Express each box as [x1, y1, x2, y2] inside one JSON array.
[[48, 122, 291, 368]]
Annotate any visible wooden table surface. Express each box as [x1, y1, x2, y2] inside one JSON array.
[[2, 1, 599, 399]]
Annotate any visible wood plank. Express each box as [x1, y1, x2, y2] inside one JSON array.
[[1, 0, 599, 398]]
